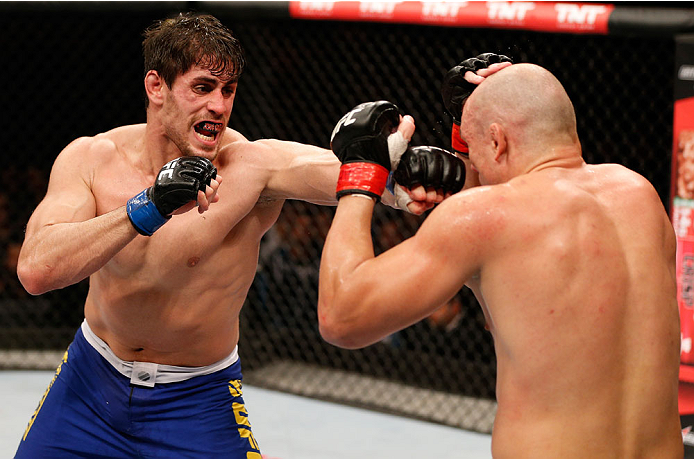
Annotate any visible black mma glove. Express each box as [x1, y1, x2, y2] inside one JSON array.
[[330, 101, 408, 200], [126, 157, 217, 236], [441, 53, 513, 156], [393, 146, 466, 196]]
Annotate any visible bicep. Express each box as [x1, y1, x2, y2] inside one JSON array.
[[25, 140, 96, 237], [342, 200, 484, 328], [259, 139, 340, 205]]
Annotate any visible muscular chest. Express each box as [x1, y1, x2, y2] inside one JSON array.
[[91, 160, 280, 277]]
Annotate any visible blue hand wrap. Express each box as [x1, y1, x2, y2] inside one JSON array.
[[386, 171, 395, 195], [126, 189, 170, 236]]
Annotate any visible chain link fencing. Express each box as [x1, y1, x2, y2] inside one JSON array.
[[0, 4, 675, 433]]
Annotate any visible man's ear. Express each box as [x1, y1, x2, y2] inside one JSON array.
[[489, 123, 507, 163], [144, 70, 165, 106]]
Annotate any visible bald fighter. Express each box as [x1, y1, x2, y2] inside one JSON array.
[[13, 13, 462, 458], [318, 61, 682, 458]]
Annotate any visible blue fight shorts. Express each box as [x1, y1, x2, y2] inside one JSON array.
[[14, 323, 261, 458]]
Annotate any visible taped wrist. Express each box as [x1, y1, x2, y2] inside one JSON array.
[[385, 173, 413, 211], [386, 171, 396, 195], [126, 188, 170, 236], [451, 123, 469, 158], [336, 163, 390, 200]]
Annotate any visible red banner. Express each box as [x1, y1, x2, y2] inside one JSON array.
[[289, 1, 614, 34], [673, 37, 694, 390], [675, 201, 694, 366]]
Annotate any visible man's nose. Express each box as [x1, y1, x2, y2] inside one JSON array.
[[207, 90, 227, 114]]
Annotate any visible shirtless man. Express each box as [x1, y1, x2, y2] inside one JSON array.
[[13, 13, 460, 458], [318, 60, 683, 458]]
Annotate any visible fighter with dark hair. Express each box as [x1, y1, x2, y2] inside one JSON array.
[[15, 13, 462, 457]]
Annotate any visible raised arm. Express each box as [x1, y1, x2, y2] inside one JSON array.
[[18, 138, 220, 295], [317, 101, 481, 348], [17, 138, 138, 294], [318, 191, 487, 349]]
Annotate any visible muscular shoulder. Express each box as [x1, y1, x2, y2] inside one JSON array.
[[52, 125, 142, 184], [408, 185, 514, 281], [60, 124, 144, 162], [214, 133, 277, 187], [592, 163, 649, 184], [590, 163, 661, 204], [421, 185, 514, 247], [214, 132, 287, 203]]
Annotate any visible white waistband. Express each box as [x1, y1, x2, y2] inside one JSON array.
[[81, 319, 239, 386]]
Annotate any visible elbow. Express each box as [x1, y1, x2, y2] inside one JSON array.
[[319, 321, 363, 350], [318, 301, 367, 350], [17, 260, 53, 296]]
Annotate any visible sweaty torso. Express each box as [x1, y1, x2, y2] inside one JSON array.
[[83, 125, 284, 366], [477, 164, 681, 458]]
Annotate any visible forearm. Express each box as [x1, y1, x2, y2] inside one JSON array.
[[18, 207, 138, 295]]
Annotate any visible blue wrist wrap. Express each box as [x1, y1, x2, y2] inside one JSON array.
[[126, 189, 170, 236], [386, 171, 395, 195]]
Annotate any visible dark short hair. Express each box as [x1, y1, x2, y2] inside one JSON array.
[[142, 12, 246, 89]]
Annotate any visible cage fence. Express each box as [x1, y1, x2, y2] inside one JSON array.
[[0, 4, 676, 434]]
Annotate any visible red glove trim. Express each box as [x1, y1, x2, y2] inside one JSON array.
[[336, 162, 389, 199], [451, 123, 469, 157]]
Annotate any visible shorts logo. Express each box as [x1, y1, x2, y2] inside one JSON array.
[[138, 371, 151, 381]]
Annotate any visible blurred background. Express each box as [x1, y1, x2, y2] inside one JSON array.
[[0, 1, 686, 436]]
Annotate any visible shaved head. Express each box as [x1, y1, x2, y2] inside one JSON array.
[[458, 63, 582, 184], [464, 64, 579, 150]]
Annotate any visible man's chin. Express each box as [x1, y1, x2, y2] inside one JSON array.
[[183, 142, 218, 160]]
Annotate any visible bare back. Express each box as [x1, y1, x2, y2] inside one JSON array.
[[316, 62, 682, 458], [480, 163, 681, 458]]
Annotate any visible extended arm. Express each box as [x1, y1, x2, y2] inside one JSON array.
[[257, 130, 462, 213], [258, 139, 342, 206]]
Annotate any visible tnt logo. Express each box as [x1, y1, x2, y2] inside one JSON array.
[[422, 2, 467, 20], [298, 2, 335, 13], [555, 3, 608, 25], [359, 2, 401, 16], [487, 2, 535, 22]]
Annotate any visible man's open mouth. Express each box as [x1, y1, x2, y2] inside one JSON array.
[[194, 121, 223, 142]]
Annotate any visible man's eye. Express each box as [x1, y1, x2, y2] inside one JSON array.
[[195, 85, 211, 93]]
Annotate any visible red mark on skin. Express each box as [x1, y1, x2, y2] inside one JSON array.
[[549, 309, 555, 315], [187, 257, 200, 268]]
